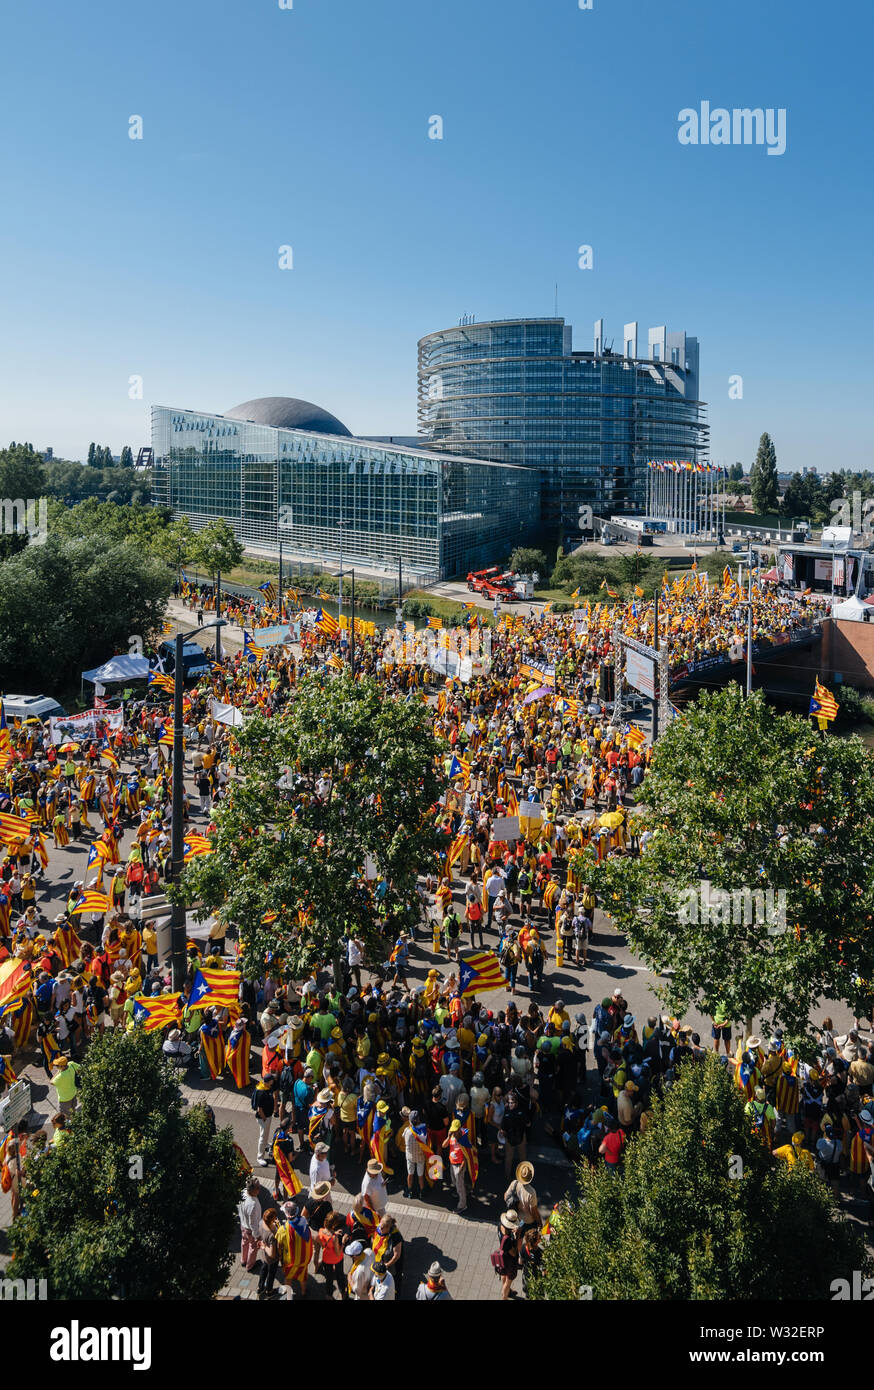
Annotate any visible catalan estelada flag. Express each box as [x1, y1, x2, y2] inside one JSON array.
[[447, 833, 470, 869], [326, 653, 344, 672], [370, 1110, 395, 1175], [624, 723, 647, 749], [315, 608, 340, 638], [198, 1023, 226, 1078], [243, 632, 265, 660], [149, 672, 175, 693], [53, 921, 82, 968], [0, 700, 10, 770], [459, 950, 505, 997], [100, 748, 119, 771], [183, 836, 214, 862], [0, 958, 31, 1012], [427, 615, 443, 629], [258, 582, 277, 603], [454, 1124, 479, 1186], [0, 811, 33, 840], [226, 1024, 251, 1088], [810, 678, 839, 722], [70, 888, 111, 915], [189, 966, 241, 1013], [132, 993, 183, 1032], [277, 1217, 313, 1288], [273, 1136, 302, 1197], [9, 995, 33, 1049]]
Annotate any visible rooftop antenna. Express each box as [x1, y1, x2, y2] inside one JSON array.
[[554, 283, 558, 317]]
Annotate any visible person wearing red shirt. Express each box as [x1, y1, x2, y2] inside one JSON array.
[[599, 1121, 626, 1175]]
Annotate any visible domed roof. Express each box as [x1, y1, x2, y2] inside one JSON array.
[[225, 396, 351, 436]]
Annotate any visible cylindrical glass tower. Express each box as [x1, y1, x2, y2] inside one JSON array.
[[418, 317, 709, 535]]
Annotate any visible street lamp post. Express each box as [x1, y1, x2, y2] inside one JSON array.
[[169, 620, 227, 989]]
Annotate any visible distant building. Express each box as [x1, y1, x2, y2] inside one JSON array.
[[417, 316, 708, 537], [151, 397, 538, 581]]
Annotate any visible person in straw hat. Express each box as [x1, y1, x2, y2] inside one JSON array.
[[361, 1157, 388, 1216], [503, 1160, 540, 1230], [495, 1210, 521, 1300]]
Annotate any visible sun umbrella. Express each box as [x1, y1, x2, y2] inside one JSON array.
[[599, 811, 625, 829], [58, 742, 80, 753]]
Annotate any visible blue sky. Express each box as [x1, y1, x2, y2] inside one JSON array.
[[1, 0, 871, 471]]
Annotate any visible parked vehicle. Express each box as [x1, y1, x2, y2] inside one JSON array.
[[157, 640, 213, 683], [2, 694, 67, 722]]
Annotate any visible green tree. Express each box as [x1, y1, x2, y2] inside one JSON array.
[[532, 1057, 869, 1300], [509, 547, 549, 579], [176, 671, 444, 979], [119, 445, 134, 468], [8, 1030, 242, 1299], [751, 432, 779, 514], [87, 442, 97, 467], [0, 534, 173, 691], [0, 442, 46, 500], [729, 461, 744, 481], [191, 518, 244, 579], [586, 685, 874, 1041], [780, 471, 809, 517]]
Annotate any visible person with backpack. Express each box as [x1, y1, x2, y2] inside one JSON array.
[[465, 881, 484, 950], [443, 905, 461, 963], [252, 1075, 278, 1166]]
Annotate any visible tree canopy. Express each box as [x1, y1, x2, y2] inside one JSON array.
[[190, 518, 244, 578], [588, 685, 874, 1040], [8, 1030, 242, 1300], [0, 534, 173, 691], [532, 1056, 870, 1300], [176, 671, 444, 977], [750, 431, 779, 514]]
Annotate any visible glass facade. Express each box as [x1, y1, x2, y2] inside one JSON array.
[[151, 406, 538, 581], [418, 318, 709, 534]]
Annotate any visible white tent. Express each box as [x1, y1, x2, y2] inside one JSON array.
[[832, 595, 870, 623], [81, 654, 151, 685]]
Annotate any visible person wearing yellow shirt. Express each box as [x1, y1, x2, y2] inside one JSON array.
[[548, 1001, 569, 1032], [772, 1131, 815, 1170], [142, 924, 158, 973], [456, 1018, 476, 1061]]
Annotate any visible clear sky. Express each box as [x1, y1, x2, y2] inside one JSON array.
[[1, 0, 870, 471]]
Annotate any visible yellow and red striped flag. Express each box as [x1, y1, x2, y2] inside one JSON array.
[[0, 958, 32, 1012], [189, 966, 241, 1013], [70, 889, 111, 915], [132, 993, 183, 1032], [458, 950, 505, 997]]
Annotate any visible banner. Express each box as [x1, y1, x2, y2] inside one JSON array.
[[254, 624, 293, 647], [490, 815, 520, 842], [48, 711, 98, 745], [626, 648, 656, 700], [518, 800, 542, 836]]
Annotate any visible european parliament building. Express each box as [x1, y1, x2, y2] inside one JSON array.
[[151, 398, 539, 582], [417, 317, 709, 534]]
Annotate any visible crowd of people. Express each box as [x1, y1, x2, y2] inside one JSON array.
[[0, 570, 865, 1300]]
